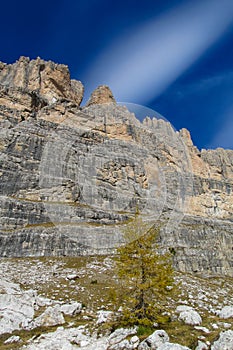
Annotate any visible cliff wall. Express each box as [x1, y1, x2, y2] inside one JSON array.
[[0, 57, 232, 276]]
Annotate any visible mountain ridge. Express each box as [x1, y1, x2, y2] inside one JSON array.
[[0, 57, 232, 277]]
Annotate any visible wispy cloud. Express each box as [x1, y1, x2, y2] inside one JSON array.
[[182, 70, 233, 95], [83, 0, 233, 103], [165, 70, 233, 104]]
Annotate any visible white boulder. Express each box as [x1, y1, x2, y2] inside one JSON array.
[[107, 328, 140, 350], [60, 302, 82, 316], [176, 306, 193, 313], [157, 344, 190, 350], [176, 306, 202, 326], [66, 274, 80, 280], [217, 306, 233, 319], [138, 330, 169, 350], [223, 323, 231, 329], [108, 333, 139, 350], [96, 310, 113, 324], [0, 291, 35, 335], [4, 335, 21, 344], [138, 342, 150, 350], [194, 326, 210, 334], [20, 326, 108, 350], [211, 330, 233, 350], [179, 310, 202, 326], [195, 340, 208, 350], [131, 335, 140, 348], [34, 305, 65, 327], [0, 279, 21, 294], [35, 295, 52, 307], [109, 339, 133, 349], [21, 334, 75, 350], [108, 327, 137, 346]]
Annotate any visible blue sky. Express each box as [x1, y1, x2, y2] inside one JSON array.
[[1, 0, 233, 150]]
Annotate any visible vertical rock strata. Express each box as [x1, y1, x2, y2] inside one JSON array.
[[0, 57, 232, 276]]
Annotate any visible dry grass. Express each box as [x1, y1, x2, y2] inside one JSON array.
[[0, 256, 232, 350]]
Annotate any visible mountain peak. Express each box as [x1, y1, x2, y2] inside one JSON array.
[[0, 56, 84, 106], [86, 85, 116, 106]]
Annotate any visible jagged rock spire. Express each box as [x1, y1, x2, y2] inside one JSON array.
[[86, 85, 116, 106], [0, 56, 84, 106]]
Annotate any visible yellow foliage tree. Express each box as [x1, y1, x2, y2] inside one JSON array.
[[115, 215, 175, 327]]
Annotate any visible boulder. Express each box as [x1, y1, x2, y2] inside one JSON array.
[[4, 335, 21, 344], [66, 273, 80, 280], [194, 326, 210, 334], [211, 330, 233, 350], [34, 305, 65, 327], [108, 327, 137, 346], [138, 330, 169, 350], [60, 302, 82, 316], [176, 306, 193, 313], [96, 310, 113, 324], [178, 310, 202, 326], [0, 291, 35, 335], [108, 332, 139, 350], [217, 306, 233, 319], [195, 340, 208, 350], [0, 279, 21, 294], [109, 339, 133, 350], [176, 306, 202, 326], [131, 335, 140, 348], [35, 295, 52, 307], [157, 344, 191, 350], [20, 326, 108, 350]]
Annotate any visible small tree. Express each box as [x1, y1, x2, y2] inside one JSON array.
[[115, 215, 175, 327]]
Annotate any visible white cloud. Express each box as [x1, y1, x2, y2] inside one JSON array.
[[83, 0, 233, 103], [183, 71, 233, 95]]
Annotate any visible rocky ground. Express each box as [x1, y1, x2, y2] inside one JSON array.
[[0, 256, 232, 350]]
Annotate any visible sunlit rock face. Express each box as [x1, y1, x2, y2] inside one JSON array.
[[86, 85, 116, 106], [0, 56, 84, 118], [0, 57, 233, 277]]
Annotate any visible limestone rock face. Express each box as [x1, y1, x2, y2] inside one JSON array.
[[0, 281, 35, 335], [211, 330, 233, 350], [0, 56, 84, 121], [0, 57, 233, 277], [217, 306, 233, 319], [86, 85, 116, 106]]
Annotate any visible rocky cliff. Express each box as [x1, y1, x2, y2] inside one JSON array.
[[0, 57, 232, 276]]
